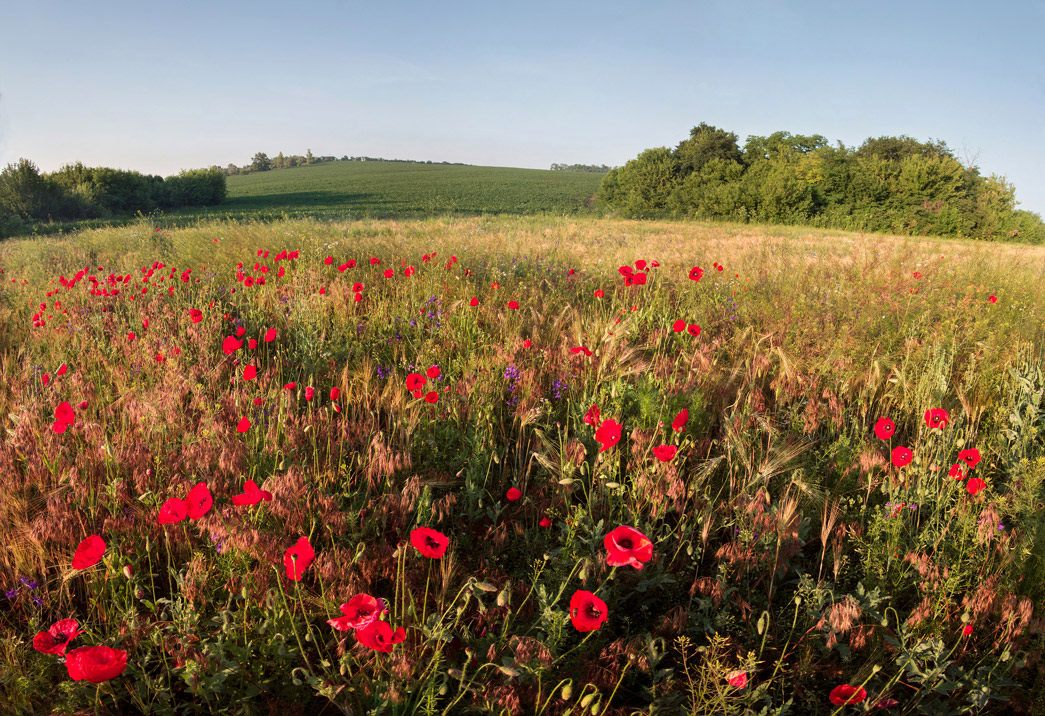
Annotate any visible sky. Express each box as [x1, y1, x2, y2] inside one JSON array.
[[1, 0, 1043, 214]]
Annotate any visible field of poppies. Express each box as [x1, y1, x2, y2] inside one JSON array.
[[1, 214, 1044, 715]]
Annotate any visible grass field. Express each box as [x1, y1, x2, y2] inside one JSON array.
[[1, 215, 1044, 715], [186, 162, 604, 222]]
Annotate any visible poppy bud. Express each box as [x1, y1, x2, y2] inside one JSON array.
[[123, 565, 134, 579], [78, 401, 88, 409]]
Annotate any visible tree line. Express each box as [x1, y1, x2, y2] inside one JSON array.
[[225, 152, 471, 175], [550, 163, 613, 173], [600, 123, 1044, 242], [0, 159, 226, 234]]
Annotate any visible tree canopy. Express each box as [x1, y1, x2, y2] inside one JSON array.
[[599, 124, 1044, 242]]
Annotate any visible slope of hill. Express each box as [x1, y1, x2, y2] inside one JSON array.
[[194, 161, 604, 220]]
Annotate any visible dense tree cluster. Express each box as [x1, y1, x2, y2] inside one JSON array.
[[0, 159, 226, 231], [600, 123, 1044, 242]]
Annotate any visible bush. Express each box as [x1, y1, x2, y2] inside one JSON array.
[[165, 168, 227, 207]]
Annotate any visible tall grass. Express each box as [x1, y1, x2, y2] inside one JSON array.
[[1, 215, 1044, 715]]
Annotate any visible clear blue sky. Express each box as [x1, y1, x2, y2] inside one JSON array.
[[2, 0, 1042, 214]]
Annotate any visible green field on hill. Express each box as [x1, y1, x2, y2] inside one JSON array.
[[178, 161, 604, 222]]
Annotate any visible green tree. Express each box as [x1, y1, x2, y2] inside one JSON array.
[[306, 149, 314, 165], [601, 147, 679, 214], [251, 152, 272, 172], [275, 152, 285, 170], [0, 158, 58, 220], [673, 123, 743, 176]]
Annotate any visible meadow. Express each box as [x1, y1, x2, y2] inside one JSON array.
[[1, 214, 1044, 715]]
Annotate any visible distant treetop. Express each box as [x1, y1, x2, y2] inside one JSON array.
[[550, 163, 613, 173]]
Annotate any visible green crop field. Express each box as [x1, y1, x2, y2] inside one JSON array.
[[176, 162, 604, 222]]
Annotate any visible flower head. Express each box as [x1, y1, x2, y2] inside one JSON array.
[[66, 646, 128, 683], [874, 417, 895, 441], [72, 535, 106, 570], [604, 526, 653, 569], [284, 536, 315, 581], [33, 619, 83, 655], [829, 685, 867, 706], [569, 590, 608, 632], [327, 594, 387, 632], [410, 527, 449, 559], [594, 419, 622, 453], [355, 620, 406, 652], [924, 408, 950, 429]]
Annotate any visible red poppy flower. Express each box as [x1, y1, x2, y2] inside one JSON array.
[[569, 590, 608, 632], [55, 401, 75, 427], [635, 259, 647, 270], [383, 269, 394, 278], [66, 646, 128, 683], [188, 308, 203, 324], [356, 620, 406, 652], [604, 526, 653, 569], [594, 419, 622, 453], [687, 324, 701, 337], [958, 448, 981, 469], [507, 300, 519, 310], [522, 339, 531, 348], [988, 295, 997, 304], [57, 363, 68, 377], [127, 332, 136, 341], [284, 536, 315, 581], [924, 408, 950, 429], [874, 417, 895, 440], [243, 365, 257, 381], [570, 346, 592, 356], [283, 382, 296, 390], [689, 266, 704, 282], [330, 387, 340, 401], [421, 391, 437, 403], [672, 319, 686, 333], [235, 326, 246, 337], [72, 535, 106, 570], [962, 624, 974, 636], [426, 366, 440, 379], [948, 463, 966, 480], [539, 516, 552, 527], [327, 594, 387, 631], [672, 409, 689, 433], [33, 619, 83, 655], [248, 339, 258, 349], [506, 487, 522, 501], [158, 497, 188, 525], [469, 297, 479, 306], [891, 446, 913, 468], [370, 257, 380, 265], [410, 527, 449, 559], [594, 288, 604, 298], [222, 336, 242, 354], [324, 256, 334, 265], [236, 417, 250, 433], [584, 404, 601, 427], [231, 479, 273, 506], [829, 685, 867, 706], [354, 292, 362, 303], [727, 671, 748, 689], [305, 386, 315, 401], [412, 389, 422, 399], [264, 328, 277, 342], [618, 265, 633, 276], [966, 477, 986, 495], [185, 482, 213, 520], [652, 444, 677, 462], [406, 373, 427, 391]]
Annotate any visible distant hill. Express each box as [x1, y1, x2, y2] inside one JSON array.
[[193, 161, 604, 220]]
